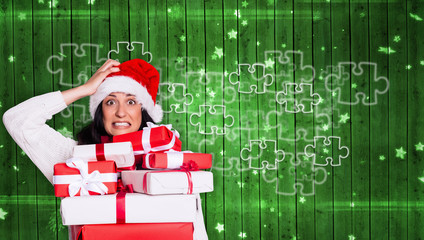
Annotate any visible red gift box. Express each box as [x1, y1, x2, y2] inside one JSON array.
[[53, 158, 118, 197], [141, 151, 212, 169], [113, 123, 181, 154], [70, 223, 193, 240]]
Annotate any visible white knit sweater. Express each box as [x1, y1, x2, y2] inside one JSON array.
[[2, 91, 77, 184], [2, 91, 208, 239]]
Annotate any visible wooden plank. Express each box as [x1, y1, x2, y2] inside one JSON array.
[[0, 0, 19, 239], [274, 0, 296, 239], [149, 0, 169, 124], [204, 0, 224, 239], [222, 0, 242, 239], [166, 0, 187, 148], [388, 0, 408, 239], [13, 0, 39, 238], [52, 0, 72, 238], [293, 1, 315, 240], [237, 0, 260, 239], [256, 0, 278, 239], [369, 1, 389, 240], [407, 1, 424, 239], [32, 0, 58, 239], [312, 0, 334, 239], [331, 1, 353, 239], [350, 0, 370, 239], [110, 0, 129, 61], [129, 0, 148, 60]]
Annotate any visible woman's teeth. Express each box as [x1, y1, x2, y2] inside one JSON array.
[[113, 122, 130, 126]]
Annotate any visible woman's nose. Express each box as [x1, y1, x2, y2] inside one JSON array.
[[115, 103, 127, 117]]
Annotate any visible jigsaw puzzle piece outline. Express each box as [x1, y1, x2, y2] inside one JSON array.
[[47, 43, 107, 87], [157, 83, 193, 114], [276, 83, 320, 113], [304, 136, 349, 167], [108, 41, 152, 63], [228, 63, 274, 94], [189, 105, 235, 135], [240, 140, 285, 170]]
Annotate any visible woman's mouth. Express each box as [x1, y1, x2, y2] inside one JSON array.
[[112, 122, 131, 127]]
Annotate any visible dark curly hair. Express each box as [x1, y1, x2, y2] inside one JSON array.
[[77, 103, 155, 144]]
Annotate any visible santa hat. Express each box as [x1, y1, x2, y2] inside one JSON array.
[[89, 59, 163, 122]]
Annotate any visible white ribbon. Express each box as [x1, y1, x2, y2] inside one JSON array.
[[53, 158, 117, 197], [140, 122, 181, 154]]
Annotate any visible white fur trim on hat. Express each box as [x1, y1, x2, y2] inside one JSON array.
[[89, 76, 163, 123]]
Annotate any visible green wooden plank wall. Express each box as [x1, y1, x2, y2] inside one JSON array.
[[0, 0, 422, 239]]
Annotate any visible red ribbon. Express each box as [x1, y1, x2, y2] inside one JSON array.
[[180, 160, 199, 171], [115, 179, 134, 224], [95, 144, 106, 161], [142, 170, 193, 195]]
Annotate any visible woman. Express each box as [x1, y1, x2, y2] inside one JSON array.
[[3, 58, 208, 239]]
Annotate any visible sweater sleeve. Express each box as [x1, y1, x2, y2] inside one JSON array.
[[2, 91, 78, 184]]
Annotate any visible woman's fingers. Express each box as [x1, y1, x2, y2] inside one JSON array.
[[99, 59, 120, 72]]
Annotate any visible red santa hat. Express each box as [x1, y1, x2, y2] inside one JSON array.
[[89, 59, 163, 122]]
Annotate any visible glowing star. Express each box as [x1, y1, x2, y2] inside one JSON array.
[[241, 20, 248, 26], [0, 145, 3, 148], [48, 0, 58, 8], [252, 170, 258, 175], [176, 57, 183, 63], [238, 232, 247, 238], [209, 91, 216, 98], [228, 29, 237, 39], [58, 127, 73, 138], [415, 142, 424, 151], [214, 47, 224, 59], [263, 124, 271, 132], [299, 197, 306, 203], [211, 54, 217, 60], [348, 235, 356, 240], [198, 68, 206, 76], [321, 46, 325, 51], [224, 71, 228, 77], [0, 208, 8, 220], [220, 150, 224, 156], [406, 65, 412, 70], [352, 83, 357, 89], [332, 91, 337, 97], [18, 12, 26, 20], [395, 147, 406, 159], [322, 124, 329, 131], [8, 55, 15, 62], [174, 103, 180, 110], [242, 0, 248, 8], [180, 35, 186, 42], [234, 10, 241, 18], [256, 41, 261, 46], [323, 148, 329, 154], [38, 0, 44, 3], [378, 47, 396, 54], [168, 8, 171, 13], [13, 165, 19, 171], [237, 181, 245, 188], [87, 0, 95, 5], [215, 223, 224, 233], [393, 35, 401, 42], [350, 202, 355, 207], [0, 101, 2, 108], [264, 58, 275, 69], [281, 43, 287, 48], [410, 13, 423, 21], [21, 150, 26, 156], [318, 96, 323, 104], [270, 207, 275, 212], [419, 176, 424, 183], [421, 61, 424, 66], [379, 155, 385, 161], [339, 113, 350, 124]]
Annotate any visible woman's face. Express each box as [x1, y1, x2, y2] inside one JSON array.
[[102, 92, 142, 136]]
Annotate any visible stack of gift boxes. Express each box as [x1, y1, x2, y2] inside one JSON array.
[[53, 123, 213, 240]]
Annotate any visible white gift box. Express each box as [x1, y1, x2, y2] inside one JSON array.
[[121, 170, 214, 195], [72, 142, 135, 168], [60, 193, 197, 225]]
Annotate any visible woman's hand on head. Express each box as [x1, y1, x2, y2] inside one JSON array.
[[61, 59, 120, 106], [83, 59, 120, 96]]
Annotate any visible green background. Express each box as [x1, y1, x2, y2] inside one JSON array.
[[0, 0, 423, 239]]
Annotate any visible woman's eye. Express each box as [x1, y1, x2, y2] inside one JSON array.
[[105, 99, 115, 105], [128, 99, 136, 105]]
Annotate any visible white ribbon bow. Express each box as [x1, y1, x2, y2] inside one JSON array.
[[53, 158, 117, 197], [139, 122, 181, 154]]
